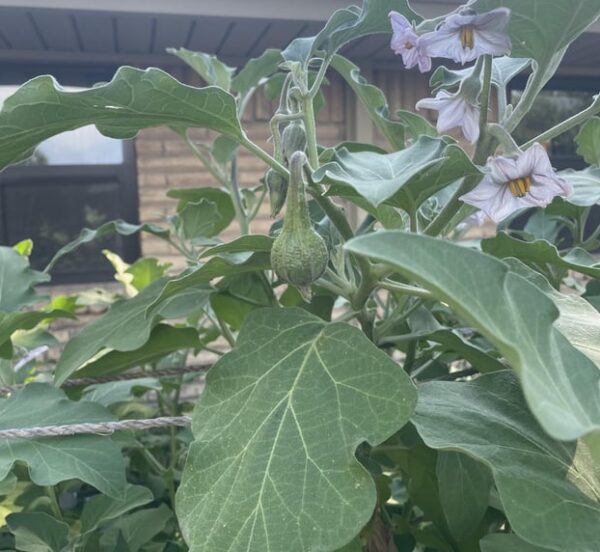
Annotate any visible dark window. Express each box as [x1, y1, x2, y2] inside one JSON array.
[[0, 85, 140, 284]]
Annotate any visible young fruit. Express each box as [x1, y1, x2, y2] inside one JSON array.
[[271, 152, 328, 290], [281, 120, 307, 161], [265, 169, 288, 218]]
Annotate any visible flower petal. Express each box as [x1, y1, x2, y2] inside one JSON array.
[[461, 104, 480, 143], [489, 155, 519, 183]]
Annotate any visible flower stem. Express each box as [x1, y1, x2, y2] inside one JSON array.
[[240, 135, 289, 178], [478, 55, 493, 139], [379, 280, 434, 299], [521, 95, 600, 150]]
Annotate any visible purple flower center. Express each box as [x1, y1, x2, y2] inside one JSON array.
[[507, 176, 532, 198], [460, 25, 475, 49]]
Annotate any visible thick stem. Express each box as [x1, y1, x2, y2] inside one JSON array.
[[505, 66, 548, 133], [478, 55, 493, 139], [303, 92, 320, 169]]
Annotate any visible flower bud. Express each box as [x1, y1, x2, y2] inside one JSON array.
[[281, 120, 307, 162], [265, 169, 288, 218]]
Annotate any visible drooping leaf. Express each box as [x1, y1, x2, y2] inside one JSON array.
[[146, 252, 271, 318], [0, 67, 244, 171], [231, 49, 283, 95], [283, 0, 419, 63], [45, 220, 169, 273], [481, 232, 600, 279], [176, 307, 417, 552], [199, 234, 274, 257], [0, 247, 49, 312], [413, 371, 600, 552], [480, 533, 553, 552], [177, 199, 224, 240], [6, 512, 69, 552], [313, 137, 480, 214], [167, 48, 235, 91], [80, 484, 154, 534], [54, 279, 211, 385], [560, 167, 600, 206], [436, 452, 492, 542], [0, 383, 126, 497], [576, 116, 600, 166], [345, 231, 600, 441], [331, 55, 408, 150], [75, 324, 202, 378]]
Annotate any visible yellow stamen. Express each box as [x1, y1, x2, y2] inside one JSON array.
[[404, 41, 413, 50], [507, 177, 532, 198], [460, 25, 475, 49]]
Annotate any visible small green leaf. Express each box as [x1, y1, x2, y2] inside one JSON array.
[[45, 220, 169, 273], [167, 48, 235, 91], [13, 239, 34, 257], [231, 49, 283, 95], [313, 137, 480, 214], [345, 231, 600, 441], [6, 512, 69, 552], [75, 324, 202, 378], [168, 187, 235, 234], [482, 232, 600, 279], [480, 533, 554, 552], [176, 307, 417, 552], [0, 383, 126, 497], [83, 378, 160, 407], [54, 279, 211, 385], [0, 67, 243, 171], [413, 372, 600, 552], [177, 199, 223, 240], [125, 258, 172, 292], [0, 247, 49, 312], [199, 234, 274, 257], [80, 484, 154, 534], [576, 116, 600, 166], [436, 452, 492, 542]]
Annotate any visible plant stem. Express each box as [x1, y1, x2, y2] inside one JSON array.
[[44, 486, 63, 520], [379, 280, 434, 299], [505, 65, 548, 133], [521, 95, 600, 150], [478, 55, 493, 139], [240, 135, 289, 178], [229, 156, 249, 234], [303, 89, 320, 169]]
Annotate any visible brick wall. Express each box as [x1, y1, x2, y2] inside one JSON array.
[[135, 71, 349, 269]]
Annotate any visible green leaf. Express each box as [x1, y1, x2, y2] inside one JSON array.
[[576, 116, 600, 166], [0, 383, 126, 496], [199, 234, 274, 257], [13, 239, 33, 257], [75, 324, 202, 378], [83, 378, 160, 406], [413, 371, 600, 552], [482, 232, 600, 279], [177, 199, 223, 240], [80, 484, 154, 534], [6, 512, 69, 552], [345, 231, 600, 441], [330, 55, 408, 150], [45, 220, 169, 273], [471, 0, 600, 77], [480, 533, 554, 552], [176, 307, 417, 552], [167, 48, 235, 91], [167, 187, 235, 235], [560, 167, 600, 206], [436, 452, 492, 542], [284, 0, 419, 62], [99, 504, 173, 551], [231, 49, 283, 95], [0, 66, 243, 170], [147, 252, 271, 318], [0, 247, 48, 312], [54, 279, 211, 385], [125, 258, 171, 292], [313, 137, 480, 214]]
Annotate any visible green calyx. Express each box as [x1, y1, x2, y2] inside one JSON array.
[[271, 151, 329, 290], [281, 120, 307, 162]]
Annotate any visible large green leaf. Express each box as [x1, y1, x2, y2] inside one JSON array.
[[480, 534, 553, 552], [199, 235, 274, 257], [345, 231, 600, 441], [45, 220, 169, 273], [6, 512, 69, 552], [436, 452, 492, 542], [413, 371, 600, 552], [471, 0, 600, 74], [176, 307, 417, 552], [231, 49, 283, 95], [75, 324, 202, 378], [481, 232, 600, 279], [167, 48, 235, 91], [0, 383, 126, 497], [54, 279, 211, 385], [0, 66, 243, 171], [576, 116, 600, 166], [313, 137, 480, 214], [282, 0, 419, 62], [0, 247, 48, 312]]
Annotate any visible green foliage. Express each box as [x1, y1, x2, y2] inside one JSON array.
[[576, 116, 600, 166]]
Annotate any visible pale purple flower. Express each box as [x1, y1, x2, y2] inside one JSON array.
[[460, 144, 572, 223], [420, 8, 511, 64], [389, 11, 432, 72], [416, 90, 480, 143]]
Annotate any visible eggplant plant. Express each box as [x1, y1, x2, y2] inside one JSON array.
[[0, 1, 600, 551]]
